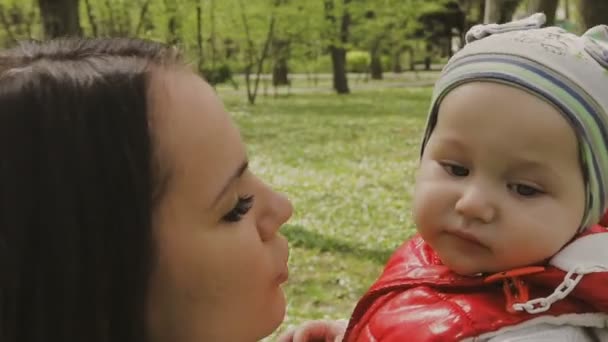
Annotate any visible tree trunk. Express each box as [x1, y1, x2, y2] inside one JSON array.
[[424, 42, 432, 71], [369, 36, 383, 80], [369, 53, 382, 80], [164, 0, 180, 46], [392, 49, 402, 73], [196, 1, 204, 74], [272, 61, 289, 86], [324, 0, 350, 94], [134, 0, 152, 36], [484, 0, 520, 24], [478, 0, 486, 23], [210, 0, 217, 68], [83, 0, 98, 36], [38, 0, 81, 38], [408, 48, 415, 71], [272, 39, 290, 86], [239, 0, 277, 104], [580, 0, 608, 30], [330, 47, 349, 93], [526, 0, 557, 26]]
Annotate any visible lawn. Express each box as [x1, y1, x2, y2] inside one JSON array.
[[219, 85, 433, 337]]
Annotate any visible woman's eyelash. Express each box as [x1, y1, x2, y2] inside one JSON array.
[[222, 195, 254, 222]]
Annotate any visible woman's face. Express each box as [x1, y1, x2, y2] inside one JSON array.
[[145, 68, 293, 342]]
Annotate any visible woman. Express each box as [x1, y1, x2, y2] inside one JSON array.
[[0, 37, 292, 342]]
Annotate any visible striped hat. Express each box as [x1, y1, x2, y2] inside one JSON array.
[[421, 13, 608, 231]]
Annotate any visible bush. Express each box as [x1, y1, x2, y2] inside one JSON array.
[[347, 50, 370, 73], [291, 56, 333, 74]]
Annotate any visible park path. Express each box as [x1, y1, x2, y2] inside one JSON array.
[[217, 72, 440, 97]]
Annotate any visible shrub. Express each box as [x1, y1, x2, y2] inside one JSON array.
[[347, 50, 370, 73]]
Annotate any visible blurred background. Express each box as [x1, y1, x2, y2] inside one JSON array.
[[3, 0, 603, 338], [0, 0, 603, 101]]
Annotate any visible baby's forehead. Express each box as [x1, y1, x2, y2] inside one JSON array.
[[431, 81, 581, 169]]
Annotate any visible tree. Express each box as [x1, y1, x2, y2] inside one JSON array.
[[0, 2, 36, 44], [164, 0, 181, 45], [78, 0, 155, 38], [580, 0, 608, 30], [82, 0, 99, 36], [526, 0, 557, 26], [239, 0, 278, 104], [458, 0, 485, 23], [270, 0, 290, 87], [38, 0, 81, 38], [324, 0, 351, 94], [352, 0, 437, 76], [483, 0, 520, 24], [352, 7, 385, 80], [196, 0, 204, 73], [349, 2, 398, 80], [271, 38, 290, 86], [417, 1, 465, 59]]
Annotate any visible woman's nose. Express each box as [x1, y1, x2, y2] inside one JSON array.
[[454, 184, 495, 224], [258, 188, 293, 241]]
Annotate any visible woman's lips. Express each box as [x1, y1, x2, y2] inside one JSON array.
[[275, 235, 290, 284], [276, 266, 289, 284]]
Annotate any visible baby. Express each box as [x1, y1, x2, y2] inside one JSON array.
[[280, 13, 608, 342]]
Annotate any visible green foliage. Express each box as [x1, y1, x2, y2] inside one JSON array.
[[0, 0, 40, 45], [220, 84, 433, 335], [289, 56, 333, 74], [0, 0, 461, 81], [346, 50, 370, 72]]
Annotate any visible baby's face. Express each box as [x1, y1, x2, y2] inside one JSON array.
[[413, 81, 586, 275]]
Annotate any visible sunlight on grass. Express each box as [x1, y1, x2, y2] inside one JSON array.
[[219, 86, 432, 336]]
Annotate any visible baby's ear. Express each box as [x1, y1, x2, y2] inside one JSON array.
[[583, 25, 608, 68], [465, 12, 546, 44]]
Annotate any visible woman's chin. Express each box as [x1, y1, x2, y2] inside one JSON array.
[[257, 288, 287, 340]]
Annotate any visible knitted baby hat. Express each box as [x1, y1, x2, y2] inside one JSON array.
[[421, 13, 608, 231]]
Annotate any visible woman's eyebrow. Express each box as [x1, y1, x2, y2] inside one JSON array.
[[210, 160, 249, 208]]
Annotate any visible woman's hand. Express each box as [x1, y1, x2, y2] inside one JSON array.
[[276, 319, 348, 342]]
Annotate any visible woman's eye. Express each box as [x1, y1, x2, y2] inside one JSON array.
[[508, 184, 543, 197], [441, 162, 469, 177], [222, 195, 254, 222]]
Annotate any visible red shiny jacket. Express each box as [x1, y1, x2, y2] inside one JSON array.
[[344, 228, 608, 342]]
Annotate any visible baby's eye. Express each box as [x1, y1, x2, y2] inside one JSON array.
[[222, 195, 254, 222], [508, 184, 543, 197], [440, 162, 469, 177]]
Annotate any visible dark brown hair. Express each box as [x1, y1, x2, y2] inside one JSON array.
[[0, 37, 180, 342]]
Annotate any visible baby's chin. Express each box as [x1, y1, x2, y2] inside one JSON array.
[[438, 256, 491, 277]]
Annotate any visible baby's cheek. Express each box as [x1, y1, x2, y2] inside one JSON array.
[[413, 191, 439, 237]]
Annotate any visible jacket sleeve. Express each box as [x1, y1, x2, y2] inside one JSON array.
[[350, 286, 484, 342]]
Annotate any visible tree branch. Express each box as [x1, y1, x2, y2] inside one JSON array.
[[83, 0, 98, 36], [134, 0, 151, 36]]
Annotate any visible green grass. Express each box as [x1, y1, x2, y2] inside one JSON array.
[[219, 85, 433, 337]]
